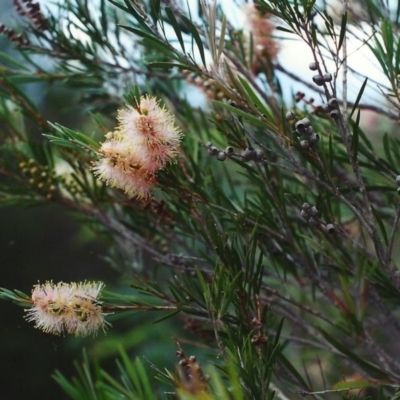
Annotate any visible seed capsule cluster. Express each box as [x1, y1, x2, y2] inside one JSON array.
[[308, 59, 333, 86], [300, 202, 334, 233], [205, 142, 264, 162], [19, 159, 57, 199], [286, 113, 319, 149], [312, 73, 332, 86]]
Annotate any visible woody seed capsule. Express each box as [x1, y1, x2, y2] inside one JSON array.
[[304, 126, 314, 135], [285, 110, 295, 120], [241, 148, 256, 161], [309, 206, 319, 217], [216, 151, 227, 161], [208, 146, 219, 156], [308, 217, 319, 227], [312, 75, 324, 86], [295, 118, 311, 131], [254, 149, 264, 161], [309, 61, 319, 71], [330, 110, 339, 119], [325, 223, 334, 233], [328, 98, 338, 109], [308, 133, 319, 145], [323, 73, 332, 82], [300, 140, 310, 149], [395, 175, 400, 186], [300, 210, 308, 219], [225, 146, 234, 155]]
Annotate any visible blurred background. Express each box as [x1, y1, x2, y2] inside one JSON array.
[[0, 1, 186, 398]]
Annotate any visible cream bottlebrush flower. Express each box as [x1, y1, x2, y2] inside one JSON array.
[[25, 281, 109, 337], [93, 157, 156, 199], [93, 95, 182, 199]]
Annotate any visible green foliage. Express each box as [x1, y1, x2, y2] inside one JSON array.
[[2, 0, 400, 398]]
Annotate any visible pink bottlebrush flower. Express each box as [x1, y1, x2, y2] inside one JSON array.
[[25, 281, 109, 337], [243, 3, 278, 74], [93, 95, 182, 199]]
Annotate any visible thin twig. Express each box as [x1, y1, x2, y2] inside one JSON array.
[[385, 201, 400, 267]]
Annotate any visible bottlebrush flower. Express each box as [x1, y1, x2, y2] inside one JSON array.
[[93, 95, 182, 199], [243, 3, 278, 74], [25, 281, 109, 337]]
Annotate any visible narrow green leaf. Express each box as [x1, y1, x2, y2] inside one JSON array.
[[382, 133, 394, 166], [275, 26, 294, 34], [319, 328, 390, 379], [0, 52, 29, 70], [357, 125, 373, 151], [165, 7, 186, 53], [42, 135, 77, 148], [212, 100, 268, 128], [333, 379, 373, 390], [108, 0, 130, 14], [371, 206, 389, 246], [351, 109, 360, 161], [181, 15, 206, 66], [350, 78, 368, 118], [217, 15, 227, 62], [149, 0, 161, 25], [148, 62, 194, 70], [237, 75, 275, 124], [142, 37, 180, 61], [122, 0, 152, 33], [278, 353, 310, 390], [338, 12, 347, 51], [328, 134, 333, 175]]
